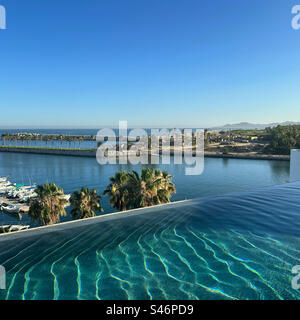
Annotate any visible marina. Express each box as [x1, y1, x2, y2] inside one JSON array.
[[0, 176, 36, 215], [0, 173, 72, 230]]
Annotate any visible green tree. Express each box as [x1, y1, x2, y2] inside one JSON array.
[[57, 135, 64, 149], [2, 134, 8, 146], [65, 136, 72, 149], [264, 125, 300, 155], [104, 171, 130, 211], [127, 168, 176, 208], [78, 136, 84, 149], [28, 183, 67, 225], [70, 187, 103, 219], [104, 168, 176, 211]]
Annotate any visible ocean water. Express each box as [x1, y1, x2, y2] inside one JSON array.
[[0, 152, 290, 227], [0, 128, 166, 149], [0, 182, 299, 300]]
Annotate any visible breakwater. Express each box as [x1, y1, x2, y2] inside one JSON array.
[[0, 146, 290, 161], [0, 146, 96, 157]]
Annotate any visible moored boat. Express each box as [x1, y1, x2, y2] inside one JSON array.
[[63, 194, 71, 201], [0, 225, 30, 233], [0, 203, 21, 214]]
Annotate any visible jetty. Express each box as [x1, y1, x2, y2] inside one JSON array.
[[0, 145, 291, 161]]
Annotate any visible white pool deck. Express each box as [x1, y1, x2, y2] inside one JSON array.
[[290, 149, 300, 182]]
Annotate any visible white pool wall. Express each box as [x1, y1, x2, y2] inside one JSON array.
[[290, 149, 300, 182]]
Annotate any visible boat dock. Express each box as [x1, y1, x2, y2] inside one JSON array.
[[0, 196, 29, 213]]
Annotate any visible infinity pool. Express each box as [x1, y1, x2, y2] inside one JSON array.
[[0, 182, 300, 300]]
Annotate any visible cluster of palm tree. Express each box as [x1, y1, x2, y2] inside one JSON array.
[[104, 168, 176, 211], [28, 184, 103, 226], [28, 168, 176, 226]]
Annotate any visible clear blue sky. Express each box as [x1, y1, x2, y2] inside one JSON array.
[[0, 0, 299, 128]]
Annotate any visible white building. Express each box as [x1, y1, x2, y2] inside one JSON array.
[[290, 149, 300, 182]]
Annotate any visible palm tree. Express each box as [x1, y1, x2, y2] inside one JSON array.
[[2, 134, 8, 146], [28, 183, 67, 225], [42, 135, 50, 147], [127, 168, 176, 208], [78, 136, 84, 149], [157, 171, 176, 202], [65, 136, 72, 149], [104, 168, 176, 211], [13, 134, 18, 147], [24, 135, 31, 147], [7, 134, 12, 147], [70, 187, 103, 220], [57, 135, 64, 149], [103, 171, 130, 211]]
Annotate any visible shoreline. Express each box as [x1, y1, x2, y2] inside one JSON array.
[[0, 146, 290, 161]]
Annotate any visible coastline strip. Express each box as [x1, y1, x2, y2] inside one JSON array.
[[0, 146, 290, 161]]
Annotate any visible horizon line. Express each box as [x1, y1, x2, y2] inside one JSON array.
[[0, 120, 299, 131]]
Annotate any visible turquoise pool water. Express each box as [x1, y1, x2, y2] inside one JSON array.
[[0, 182, 299, 300]]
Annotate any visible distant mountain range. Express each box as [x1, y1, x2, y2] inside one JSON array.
[[211, 121, 300, 130]]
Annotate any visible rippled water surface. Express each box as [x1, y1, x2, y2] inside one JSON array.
[[0, 183, 300, 300]]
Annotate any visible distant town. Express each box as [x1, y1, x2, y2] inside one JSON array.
[[205, 124, 300, 156], [0, 123, 299, 158]]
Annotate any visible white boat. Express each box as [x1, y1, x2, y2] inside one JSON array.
[[0, 187, 7, 194], [7, 185, 36, 199], [0, 186, 14, 195], [0, 225, 29, 233], [0, 181, 12, 188], [0, 177, 8, 183], [18, 191, 37, 202], [62, 194, 71, 201], [0, 204, 21, 214]]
